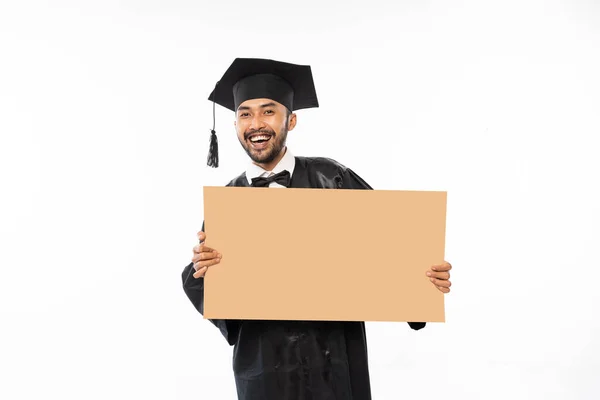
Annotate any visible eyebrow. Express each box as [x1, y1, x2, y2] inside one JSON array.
[[237, 102, 277, 112]]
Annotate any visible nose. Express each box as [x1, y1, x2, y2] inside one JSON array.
[[249, 114, 265, 131]]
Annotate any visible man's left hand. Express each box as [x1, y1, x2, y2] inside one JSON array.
[[427, 261, 452, 293]]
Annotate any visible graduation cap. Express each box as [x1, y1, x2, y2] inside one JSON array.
[[206, 58, 319, 167]]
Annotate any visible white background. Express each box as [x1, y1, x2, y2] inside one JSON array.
[[1, 0, 599, 399]]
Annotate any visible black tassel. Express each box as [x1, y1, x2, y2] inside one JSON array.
[[207, 80, 219, 168], [207, 129, 218, 168]]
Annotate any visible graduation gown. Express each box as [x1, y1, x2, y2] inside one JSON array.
[[182, 156, 426, 400]]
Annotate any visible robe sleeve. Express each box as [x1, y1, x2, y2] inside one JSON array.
[[340, 168, 427, 331], [338, 167, 374, 190], [181, 221, 241, 346]]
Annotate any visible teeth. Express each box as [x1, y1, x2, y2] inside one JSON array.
[[250, 135, 270, 142]]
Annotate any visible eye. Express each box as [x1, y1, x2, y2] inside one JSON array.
[[264, 109, 274, 115], [239, 112, 250, 117]]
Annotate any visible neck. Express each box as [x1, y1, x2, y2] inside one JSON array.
[[254, 146, 287, 171]]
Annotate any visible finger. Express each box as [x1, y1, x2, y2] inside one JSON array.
[[426, 271, 450, 280], [193, 256, 219, 276], [429, 277, 451, 288], [193, 256, 222, 271], [193, 266, 208, 279], [194, 249, 221, 262], [437, 285, 450, 293], [193, 243, 215, 254], [192, 250, 221, 263], [431, 264, 451, 272], [432, 262, 452, 272], [197, 231, 206, 243]]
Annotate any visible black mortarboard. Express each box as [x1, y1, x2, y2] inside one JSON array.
[[205, 58, 319, 167]]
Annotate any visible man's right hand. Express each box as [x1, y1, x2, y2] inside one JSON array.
[[192, 231, 222, 278]]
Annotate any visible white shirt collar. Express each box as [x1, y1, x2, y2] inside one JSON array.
[[246, 147, 296, 185]]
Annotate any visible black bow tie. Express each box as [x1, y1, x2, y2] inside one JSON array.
[[251, 170, 291, 187]]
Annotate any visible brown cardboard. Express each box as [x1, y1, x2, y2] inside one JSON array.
[[202, 186, 447, 322]]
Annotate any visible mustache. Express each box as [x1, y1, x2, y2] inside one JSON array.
[[245, 128, 275, 140]]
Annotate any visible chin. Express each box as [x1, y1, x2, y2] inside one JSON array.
[[244, 142, 284, 164], [252, 155, 274, 164], [249, 146, 271, 157]]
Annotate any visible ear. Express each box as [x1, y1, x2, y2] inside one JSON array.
[[287, 113, 297, 131]]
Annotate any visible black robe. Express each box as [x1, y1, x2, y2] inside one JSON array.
[[182, 156, 426, 400]]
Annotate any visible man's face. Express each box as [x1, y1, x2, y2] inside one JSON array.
[[235, 98, 296, 166]]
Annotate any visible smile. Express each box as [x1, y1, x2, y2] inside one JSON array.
[[249, 134, 271, 143], [247, 134, 272, 150]]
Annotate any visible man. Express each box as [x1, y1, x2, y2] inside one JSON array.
[[181, 58, 452, 400]]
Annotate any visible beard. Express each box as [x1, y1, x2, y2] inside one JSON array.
[[239, 122, 289, 165]]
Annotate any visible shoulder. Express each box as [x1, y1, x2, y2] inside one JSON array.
[[295, 156, 372, 189], [295, 156, 350, 174], [225, 171, 249, 187]]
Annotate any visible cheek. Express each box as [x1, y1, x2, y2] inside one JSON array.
[[271, 118, 286, 132], [236, 123, 247, 138]]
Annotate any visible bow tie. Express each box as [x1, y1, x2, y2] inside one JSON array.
[[251, 170, 291, 187]]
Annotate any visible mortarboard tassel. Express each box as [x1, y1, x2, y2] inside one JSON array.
[[207, 81, 219, 168], [207, 129, 218, 168]]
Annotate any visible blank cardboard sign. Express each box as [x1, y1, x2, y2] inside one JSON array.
[[202, 186, 447, 322]]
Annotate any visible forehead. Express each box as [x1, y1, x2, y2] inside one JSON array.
[[237, 98, 285, 110]]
